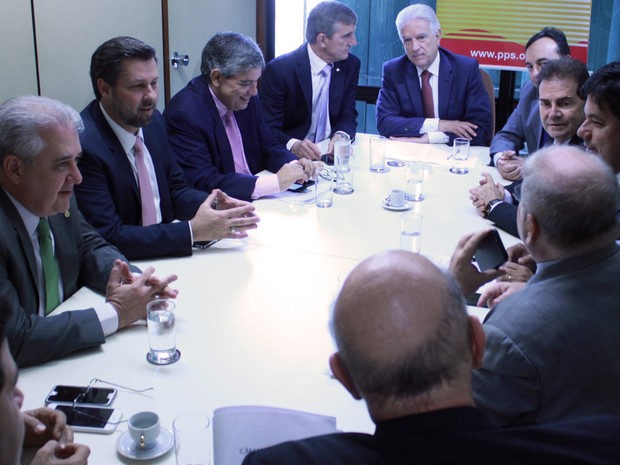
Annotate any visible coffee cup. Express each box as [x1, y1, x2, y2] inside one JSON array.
[[387, 189, 406, 207], [128, 411, 160, 449]]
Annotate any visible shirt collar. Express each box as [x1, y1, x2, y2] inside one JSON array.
[[307, 43, 331, 77], [209, 85, 230, 120], [99, 102, 144, 154], [3, 188, 39, 237], [417, 52, 441, 77]]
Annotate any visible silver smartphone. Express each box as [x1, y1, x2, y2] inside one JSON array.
[[49, 403, 123, 434], [45, 385, 117, 407]]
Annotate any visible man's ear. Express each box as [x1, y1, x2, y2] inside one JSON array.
[[329, 353, 362, 400], [210, 69, 222, 87], [468, 316, 485, 369], [3, 154, 24, 184], [316, 32, 328, 49], [97, 78, 111, 99], [523, 213, 540, 247]]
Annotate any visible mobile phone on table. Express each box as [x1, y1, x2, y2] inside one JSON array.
[[473, 229, 508, 271], [45, 385, 117, 407], [287, 179, 316, 193], [320, 153, 334, 165], [49, 403, 122, 434]]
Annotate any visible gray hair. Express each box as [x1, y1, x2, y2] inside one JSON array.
[[520, 146, 619, 249], [331, 270, 471, 399], [201, 32, 264, 80], [395, 4, 441, 41], [0, 96, 83, 164], [305, 1, 358, 44]]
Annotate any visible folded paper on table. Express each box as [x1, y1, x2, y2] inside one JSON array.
[[384, 139, 479, 168], [213, 405, 338, 465]]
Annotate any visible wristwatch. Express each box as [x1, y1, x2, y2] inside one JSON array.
[[486, 198, 503, 213]]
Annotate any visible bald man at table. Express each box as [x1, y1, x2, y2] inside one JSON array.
[[243, 251, 620, 465]]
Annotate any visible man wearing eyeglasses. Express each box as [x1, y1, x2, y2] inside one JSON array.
[[164, 32, 314, 202]]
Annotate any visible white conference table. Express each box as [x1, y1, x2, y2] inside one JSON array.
[[19, 134, 519, 464]]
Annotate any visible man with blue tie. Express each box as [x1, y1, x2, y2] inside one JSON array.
[[376, 4, 492, 146], [77, 37, 260, 260], [260, 1, 360, 160], [0, 96, 177, 367]]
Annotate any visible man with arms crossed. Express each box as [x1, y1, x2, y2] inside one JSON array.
[[165, 32, 313, 202], [376, 4, 491, 146], [260, 1, 360, 160], [452, 145, 620, 426], [243, 251, 620, 464], [0, 302, 90, 465], [0, 96, 176, 367], [77, 36, 259, 260], [491, 27, 570, 180]]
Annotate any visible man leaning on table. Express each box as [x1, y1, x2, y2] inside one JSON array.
[[243, 251, 620, 465], [469, 56, 588, 237], [490, 27, 570, 180], [376, 4, 492, 146], [0, 96, 177, 368], [451, 145, 620, 427], [0, 303, 90, 465], [75, 36, 259, 260], [259, 0, 360, 160], [164, 32, 314, 202]]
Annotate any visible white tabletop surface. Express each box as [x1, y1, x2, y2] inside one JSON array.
[[19, 134, 520, 464]]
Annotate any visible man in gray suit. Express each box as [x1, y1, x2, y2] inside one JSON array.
[[0, 96, 177, 367], [490, 28, 570, 180], [451, 144, 620, 426]]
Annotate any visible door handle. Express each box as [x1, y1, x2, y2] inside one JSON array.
[[171, 52, 190, 69]]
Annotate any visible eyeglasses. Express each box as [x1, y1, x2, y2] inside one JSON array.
[[70, 378, 153, 425]]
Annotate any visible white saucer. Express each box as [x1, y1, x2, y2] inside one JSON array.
[[117, 428, 174, 460], [381, 198, 412, 211]]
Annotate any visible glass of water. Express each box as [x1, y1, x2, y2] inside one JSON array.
[[405, 161, 425, 201], [146, 298, 180, 365], [400, 213, 423, 253]]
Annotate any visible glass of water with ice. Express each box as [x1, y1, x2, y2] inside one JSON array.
[[146, 298, 180, 365]]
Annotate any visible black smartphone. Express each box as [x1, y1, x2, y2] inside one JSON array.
[[45, 385, 117, 407], [474, 229, 508, 271], [320, 153, 334, 165], [287, 179, 316, 193]]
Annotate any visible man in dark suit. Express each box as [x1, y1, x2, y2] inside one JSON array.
[[243, 251, 620, 465], [165, 32, 313, 202], [452, 145, 620, 427], [490, 28, 570, 179], [0, 96, 177, 367], [77, 36, 260, 260], [376, 4, 491, 146], [260, 1, 360, 160], [470, 57, 588, 238]]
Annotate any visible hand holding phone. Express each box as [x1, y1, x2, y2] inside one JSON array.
[[473, 229, 508, 271], [287, 179, 315, 193]]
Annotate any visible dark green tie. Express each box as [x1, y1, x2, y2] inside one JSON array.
[[37, 217, 60, 314]]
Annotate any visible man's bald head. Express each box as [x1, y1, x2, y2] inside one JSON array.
[[331, 251, 473, 412]]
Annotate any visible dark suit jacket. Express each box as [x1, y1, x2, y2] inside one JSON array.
[[243, 407, 620, 465], [487, 135, 583, 237], [0, 192, 125, 367], [76, 101, 208, 260], [260, 44, 360, 145], [489, 80, 544, 164], [164, 76, 296, 201], [474, 244, 620, 426], [376, 48, 492, 146]]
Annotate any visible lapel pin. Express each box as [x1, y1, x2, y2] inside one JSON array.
[[64, 211, 70, 218], [336, 68, 340, 72]]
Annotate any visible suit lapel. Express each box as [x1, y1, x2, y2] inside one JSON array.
[[404, 60, 424, 117], [437, 50, 453, 118], [295, 46, 313, 115], [91, 104, 140, 199]]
